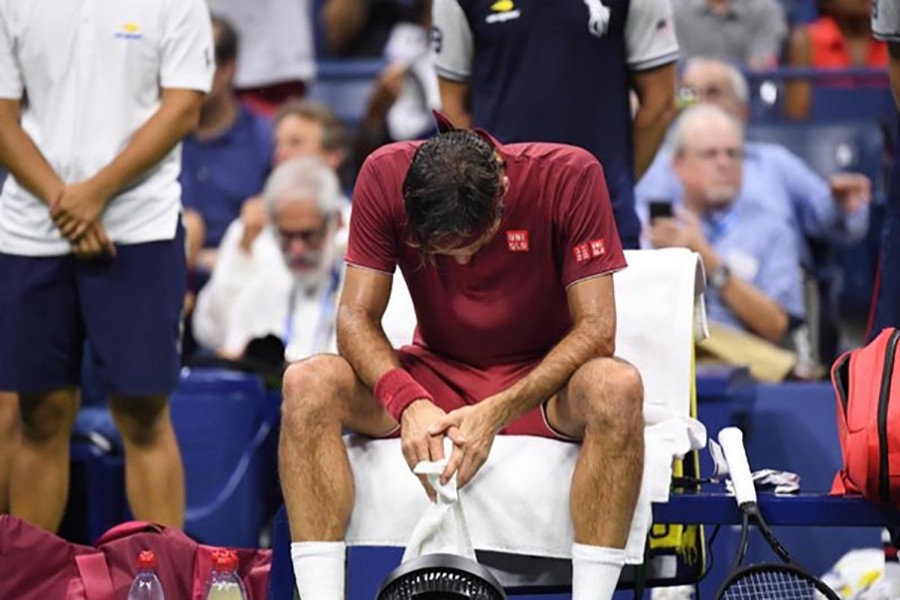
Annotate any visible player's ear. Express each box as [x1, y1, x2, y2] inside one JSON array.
[[501, 174, 510, 196]]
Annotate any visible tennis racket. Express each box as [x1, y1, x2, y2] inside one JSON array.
[[715, 427, 840, 599]]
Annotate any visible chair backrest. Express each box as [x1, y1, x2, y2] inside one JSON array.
[[747, 120, 887, 202]]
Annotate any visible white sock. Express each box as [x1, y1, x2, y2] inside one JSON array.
[[290, 541, 346, 600], [572, 543, 626, 600]]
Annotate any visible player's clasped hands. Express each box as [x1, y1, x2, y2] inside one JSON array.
[[429, 399, 503, 490], [401, 399, 467, 502], [50, 179, 116, 259]]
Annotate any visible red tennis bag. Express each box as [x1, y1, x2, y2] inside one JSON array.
[[832, 327, 900, 505], [0, 516, 271, 600]]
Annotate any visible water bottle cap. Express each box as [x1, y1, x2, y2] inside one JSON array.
[[212, 549, 239, 572], [138, 550, 156, 569]]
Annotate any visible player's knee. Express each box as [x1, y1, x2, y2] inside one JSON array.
[[18, 392, 78, 444], [575, 359, 643, 435], [281, 355, 352, 430], [110, 396, 171, 447]]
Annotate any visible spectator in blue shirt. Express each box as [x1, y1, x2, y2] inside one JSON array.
[[637, 57, 871, 266], [180, 16, 273, 267], [648, 104, 805, 343]]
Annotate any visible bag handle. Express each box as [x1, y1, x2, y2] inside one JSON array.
[[94, 521, 163, 545], [75, 553, 115, 600]]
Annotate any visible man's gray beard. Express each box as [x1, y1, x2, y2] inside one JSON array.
[[289, 239, 339, 293]]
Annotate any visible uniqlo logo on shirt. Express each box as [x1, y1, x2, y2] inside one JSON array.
[[572, 243, 591, 263], [590, 238, 606, 257], [506, 230, 530, 252]]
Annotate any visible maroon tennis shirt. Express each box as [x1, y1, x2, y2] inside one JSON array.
[[345, 138, 626, 370]]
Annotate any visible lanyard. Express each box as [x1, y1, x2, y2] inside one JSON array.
[[704, 206, 740, 245], [283, 268, 342, 355]]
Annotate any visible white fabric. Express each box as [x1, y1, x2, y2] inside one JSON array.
[[344, 249, 708, 566], [874, 0, 900, 41], [571, 543, 626, 600], [193, 219, 417, 360], [0, 0, 214, 256], [206, 0, 316, 87], [402, 439, 476, 562], [290, 541, 346, 600], [384, 23, 442, 141]]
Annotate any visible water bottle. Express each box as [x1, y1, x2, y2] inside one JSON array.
[[205, 549, 248, 600], [127, 550, 165, 600]]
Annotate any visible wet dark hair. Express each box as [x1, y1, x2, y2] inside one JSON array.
[[403, 130, 505, 255]]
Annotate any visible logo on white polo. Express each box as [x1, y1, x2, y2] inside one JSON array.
[[114, 22, 143, 41]]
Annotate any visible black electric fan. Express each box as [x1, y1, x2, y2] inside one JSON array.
[[376, 553, 507, 600]]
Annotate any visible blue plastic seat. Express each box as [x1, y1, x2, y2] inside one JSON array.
[[306, 58, 386, 130], [69, 368, 281, 548]]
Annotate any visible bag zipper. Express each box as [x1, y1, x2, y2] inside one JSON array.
[[879, 329, 900, 504]]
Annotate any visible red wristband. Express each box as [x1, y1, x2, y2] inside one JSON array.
[[374, 368, 433, 421]]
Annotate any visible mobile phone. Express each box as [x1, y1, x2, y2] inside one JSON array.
[[649, 200, 674, 222]]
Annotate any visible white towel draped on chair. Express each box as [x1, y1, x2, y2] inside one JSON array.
[[344, 249, 708, 565]]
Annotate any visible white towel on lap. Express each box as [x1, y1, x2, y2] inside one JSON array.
[[345, 249, 707, 563]]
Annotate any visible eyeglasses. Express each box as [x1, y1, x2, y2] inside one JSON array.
[[277, 223, 330, 246], [686, 147, 744, 162]]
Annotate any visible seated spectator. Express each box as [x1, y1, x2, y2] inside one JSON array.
[[180, 16, 273, 264], [193, 158, 342, 361], [638, 57, 871, 267], [647, 105, 805, 350], [217, 101, 352, 279], [206, 0, 315, 116], [785, 0, 888, 119], [192, 157, 411, 362], [673, 0, 787, 69]]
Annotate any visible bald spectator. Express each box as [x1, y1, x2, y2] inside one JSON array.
[[673, 0, 788, 69], [648, 105, 804, 344], [638, 57, 871, 266]]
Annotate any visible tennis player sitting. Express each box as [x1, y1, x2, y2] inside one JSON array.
[[278, 117, 644, 600]]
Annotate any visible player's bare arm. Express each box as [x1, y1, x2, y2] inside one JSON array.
[[0, 98, 65, 206], [337, 264, 464, 497], [437, 78, 472, 129], [631, 62, 678, 179], [51, 88, 204, 242], [431, 273, 616, 487]]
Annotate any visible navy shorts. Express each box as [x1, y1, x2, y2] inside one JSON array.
[[0, 225, 187, 396]]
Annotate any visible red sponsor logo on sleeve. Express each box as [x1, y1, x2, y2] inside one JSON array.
[[590, 238, 606, 257], [572, 243, 591, 263], [506, 230, 530, 252]]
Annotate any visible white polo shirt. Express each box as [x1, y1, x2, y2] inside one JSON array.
[[0, 0, 214, 256]]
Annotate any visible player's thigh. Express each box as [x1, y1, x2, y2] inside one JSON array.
[[78, 228, 186, 398], [281, 354, 396, 437], [545, 356, 643, 440], [0, 253, 84, 394]]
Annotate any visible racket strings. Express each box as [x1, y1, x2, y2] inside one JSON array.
[[720, 569, 831, 599]]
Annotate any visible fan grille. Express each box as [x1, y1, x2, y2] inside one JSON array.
[[379, 567, 505, 600]]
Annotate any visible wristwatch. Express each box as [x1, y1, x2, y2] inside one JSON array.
[[708, 264, 732, 291]]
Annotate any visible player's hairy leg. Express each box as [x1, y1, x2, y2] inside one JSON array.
[[279, 354, 396, 541], [11, 388, 79, 531], [548, 357, 644, 546]]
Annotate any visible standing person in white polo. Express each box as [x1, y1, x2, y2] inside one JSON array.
[[0, 0, 214, 532]]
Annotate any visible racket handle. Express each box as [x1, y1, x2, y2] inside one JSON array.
[[718, 427, 758, 505]]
